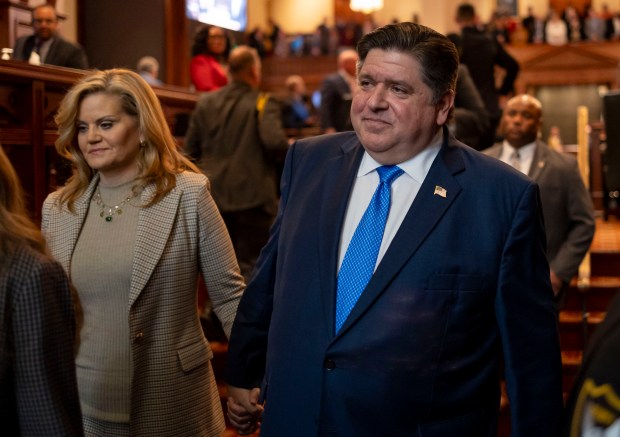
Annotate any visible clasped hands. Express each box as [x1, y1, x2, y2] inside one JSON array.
[[227, 385, 263, 435]]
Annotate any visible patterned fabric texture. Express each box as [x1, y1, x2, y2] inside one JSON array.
[[0, 245, 83, 436], [42, 171, 245, 437]]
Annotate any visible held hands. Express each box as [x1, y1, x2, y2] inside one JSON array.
[[227, 385, 263, 435]]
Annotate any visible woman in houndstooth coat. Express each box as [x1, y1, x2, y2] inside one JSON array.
[[42, 69, 245, 436]]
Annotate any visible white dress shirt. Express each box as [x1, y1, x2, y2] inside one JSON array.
[[499, 141, 536, 176], [338, 134, 442, 271]]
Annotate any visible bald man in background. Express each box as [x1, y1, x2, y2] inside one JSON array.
[[13, 3, 88, 69], [484, 94, 595, 303], [319, 48, 359, 133]]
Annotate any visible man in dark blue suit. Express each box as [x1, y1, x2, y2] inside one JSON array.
[[226, 22, 563, 437]]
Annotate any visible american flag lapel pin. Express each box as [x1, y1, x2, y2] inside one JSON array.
[[433, 185, 447, 198]]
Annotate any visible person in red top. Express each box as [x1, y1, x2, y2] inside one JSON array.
[[190, 25, 232, 92]]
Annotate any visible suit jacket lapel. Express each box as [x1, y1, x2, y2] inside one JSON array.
[[528, 141, 548, 180], [319, 136, 364, 336], [129, 182, 181, 307], [336, 130, 465, 336]]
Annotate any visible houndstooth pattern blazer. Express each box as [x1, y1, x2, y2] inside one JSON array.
[[42, 171, 245, 437], [0, 245, 83, 436]]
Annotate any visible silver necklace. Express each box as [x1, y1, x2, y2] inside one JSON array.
[[94, 186, 138, 222]]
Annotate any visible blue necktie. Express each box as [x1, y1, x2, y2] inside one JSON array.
[[335, 165, 404, 333]]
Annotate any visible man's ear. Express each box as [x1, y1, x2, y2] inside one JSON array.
[[436, 91, 456, 126]]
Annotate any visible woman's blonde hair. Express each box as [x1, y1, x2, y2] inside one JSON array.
[[0, 146, 47, 261], [54, 68, 199, 211]]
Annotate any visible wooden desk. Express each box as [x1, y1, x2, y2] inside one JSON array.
[[0, 60, 198, 221]]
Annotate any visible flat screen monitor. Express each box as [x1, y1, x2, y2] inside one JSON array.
[[186, 0, 247, 32]]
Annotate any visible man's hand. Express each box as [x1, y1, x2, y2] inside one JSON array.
[[550, 270, 563, 296], [227, 385, 263, 435]]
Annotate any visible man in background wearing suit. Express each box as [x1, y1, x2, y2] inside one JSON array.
[[13, 4, 88, 70], [485, 94, 595, 302], [319, 48, 358, 133], [455, 3, 519, 150], [225, 22, 562, 436], [184, 45, 290, 282]]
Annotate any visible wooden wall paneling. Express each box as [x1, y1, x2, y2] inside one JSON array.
[[549, 0, 591, 15], [0, 60, 81, 221], [0, 1, 34, 50], [164, 0, 190, 88], [0, 59, 198, 220], [505, 43, 620, 93], [31, 79, 46, 217]]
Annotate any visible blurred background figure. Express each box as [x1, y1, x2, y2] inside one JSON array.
[[246, 26, 267, 58], [185, 46, 290, 283], [190, 24, 232, 92], [455, 2, 520, 150], [545, 9, 569, 45], [0, 146, 83, 436], [13, 3, 88, 69], [42, 69, 244, 436], [136, 56, 163, 86], [484, 94, 595, 304], [319, 48, 358, 133], [447, 32, 491, 150], [281, 74, 316, 130]]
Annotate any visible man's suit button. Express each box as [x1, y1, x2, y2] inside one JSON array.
[[324, 359, 336, 370], [134, 332, 144, 343]]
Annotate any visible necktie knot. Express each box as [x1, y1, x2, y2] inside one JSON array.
[[509, 150, 521, 172], [376, 165, 404, 186]]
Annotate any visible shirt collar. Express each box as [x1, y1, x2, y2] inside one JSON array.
[[357, 131, 443, 185], [501, 140, 536, 160]]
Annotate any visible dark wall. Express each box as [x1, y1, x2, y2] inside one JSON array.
[[603, 91, 620, 193], [535, 84, 604, 145], [83, 0, 166, 81]]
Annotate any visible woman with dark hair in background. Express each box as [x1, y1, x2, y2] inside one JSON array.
[[190, 24, 232, 92], [0, 146, 83, 436]]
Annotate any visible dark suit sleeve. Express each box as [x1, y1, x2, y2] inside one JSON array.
[[65, 44, 88, 70], [494, 42, 519, 96], [453, 64, 490, 148], [12, 36, 29, 61], [224, 142, 298, 388], [549, 158, 595, 283], [183, 99, 206, 163], [12, 257, 83, 436], [257, 96, 290, 158], [46, 38, 88, 70], [320, 76, 339, 131], [495, 182, 563, 436]]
